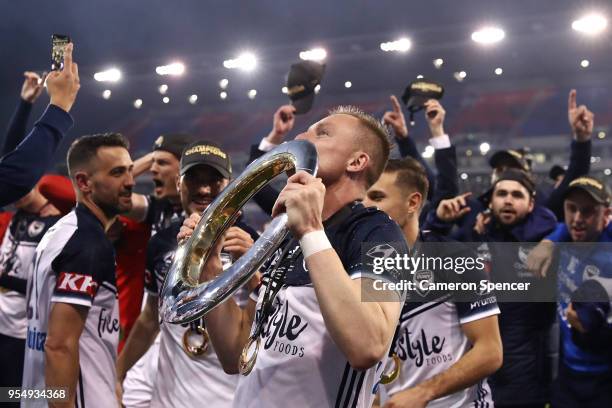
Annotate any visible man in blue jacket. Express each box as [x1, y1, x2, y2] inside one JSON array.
[[0, 43, 79, 207], [528, 176, 612, 408], [428, 169, 559, 407]]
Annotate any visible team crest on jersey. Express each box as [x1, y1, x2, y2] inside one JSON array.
[[28, 220, 45, 237], [413, 269, 434, 297], [582, 264, 600, 280]]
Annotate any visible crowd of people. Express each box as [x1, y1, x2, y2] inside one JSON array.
[[0, 42, 610, 408]]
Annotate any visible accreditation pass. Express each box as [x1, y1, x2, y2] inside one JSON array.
[[0, 387, 68, 402]]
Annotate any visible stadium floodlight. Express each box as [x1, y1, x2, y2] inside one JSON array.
[[281, 86, 288, 94], [572, 13, 608, 36], [189, 94, 198, 104], [155, 62, 185, 76], [299, 48, 327, 61], [133, 99, 143, 109], [433, 58, 444, 69], [380, 38, 412, 52], [94, 68, 122, 82], [220, 91, 228, 100], [471, 26, 505, 45], [219, 78, 229, 89], [314, 84, 321, 94], [344, 81, 352, 88], [460, 173, 469, 180], [580, 59, 590, 68], [223, 52, 257, 72], [479, 142, 491, 155], [495, 67, 503, 75], [162, 96, 170, 104], [416, 74, 424, 79], [247, 89, 257, 99], [102, 90, 111, 99], [454, 71, 467, 82], [159, 84, 168, 94]]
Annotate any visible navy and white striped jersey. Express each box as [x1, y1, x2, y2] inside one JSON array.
[[0, 210, 60, 339], [383, 238, 500, 408], [21, 205, 119, 408], [234, 203, 409, 408]]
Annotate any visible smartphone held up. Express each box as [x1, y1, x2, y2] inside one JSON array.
[[51, 34, 71, 71]]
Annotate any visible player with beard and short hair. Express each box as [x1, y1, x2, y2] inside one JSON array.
[[21, 133, 134, 408]]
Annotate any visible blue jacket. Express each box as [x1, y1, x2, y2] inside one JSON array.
[[547, 222, 612, 373], [0, 104, 73, 207]]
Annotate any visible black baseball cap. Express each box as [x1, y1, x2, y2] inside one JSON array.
[[179, 140, 232, 179], [492, 168, 536, 197], [153, 133, 193, 159], [401, 79, 444, 123], [286, 61, 325, 114], [564, 176, 611, 206], [489, 149, 531, 172], [548, 165, 566, 181]]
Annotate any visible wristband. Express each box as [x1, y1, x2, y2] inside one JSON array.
[[299, 230, 332, 258]]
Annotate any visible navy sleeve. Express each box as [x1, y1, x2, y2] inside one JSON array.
[[431, 146, 458, 205], [546, 140, 591, 219], [395, 136, 435, 200], [2, 99, 33, 156], [248, 144, 279, 216], [343, 214, 410, 284], [144, 235, 159, 295], [0, 105, 73, 207], [0, 274, 27, 294], [51, 236, 114, 307]]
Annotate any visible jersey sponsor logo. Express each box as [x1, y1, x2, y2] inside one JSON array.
[[395, 327, 451, 368], [98, 307, 120, 338], [261, 298, 307, 358], [28, 220, 45, 238], [26, 326, 47, 351], [56, 272, 99, 297]]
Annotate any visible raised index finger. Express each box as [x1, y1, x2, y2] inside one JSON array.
[[568, 89, 576, 110], [390, 95, 402, 113]]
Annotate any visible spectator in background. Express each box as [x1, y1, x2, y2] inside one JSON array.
[[0, 43, 79, 207], [528, 176, 612, 408], [429, 170, 558, 408], [431, 89, 593, 240]]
